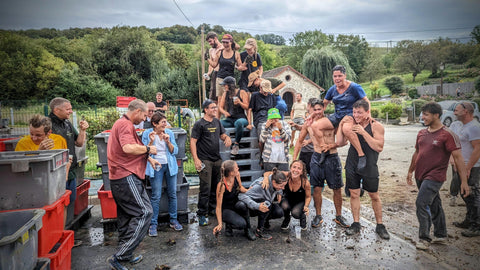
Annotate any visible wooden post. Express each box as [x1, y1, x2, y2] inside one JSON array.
[[201, 25, 206, 103]]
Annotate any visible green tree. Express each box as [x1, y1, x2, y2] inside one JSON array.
[[361, 53, 385, 83], [301, 46, 356, 89], [281, 29, 330, 71], [393, 40, 433, 82], [254, 33, 286, 45], [332, 34, 370, 76], [384, 76, 404, 95], [471, 25, 480, 44]]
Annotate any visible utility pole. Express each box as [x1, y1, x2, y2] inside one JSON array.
[[201, 25, 206, 104]]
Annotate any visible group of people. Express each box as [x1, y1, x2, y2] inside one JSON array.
[[15, 32, 479, 269]]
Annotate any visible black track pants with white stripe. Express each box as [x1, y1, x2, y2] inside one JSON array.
[[110, 174, 153, 261]]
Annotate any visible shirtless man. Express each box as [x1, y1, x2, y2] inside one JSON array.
[[294, 98, 349, 228], [203, 32, 224, 101]]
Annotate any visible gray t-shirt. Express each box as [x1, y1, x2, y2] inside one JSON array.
[[450, 120, 480, 167]]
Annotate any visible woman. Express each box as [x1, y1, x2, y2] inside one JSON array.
[[310, 65, 369, 170], [212, 160, 256, 240], [280, 160, 311, 230], [142, 112, 183, 236], [239, 38, 263, 92], [238, 168, 287, 240], [218, 76, 250, 155], [207, 33, 247, 115]]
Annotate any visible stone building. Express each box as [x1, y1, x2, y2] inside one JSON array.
[[262, 65, 324, 115]]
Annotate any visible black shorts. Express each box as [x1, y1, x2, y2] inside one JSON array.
[[327, 113, 352, 128], [345, 169, 379, 193], [310, 152, 343, 189], [298, 151, 313, 175]]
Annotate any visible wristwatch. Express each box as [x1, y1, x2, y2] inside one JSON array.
[[146, 145, 150, 154]]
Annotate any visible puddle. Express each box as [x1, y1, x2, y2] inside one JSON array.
[[88, 227, 105, 246]]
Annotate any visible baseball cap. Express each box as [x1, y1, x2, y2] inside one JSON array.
[[267, 108, 281, 120], [221, 34, 233, 42], [248, 70, 261, 87], [202, 99, 215, 112], [260, 79, 272, 93], [244, 38, 257, 49], [220, 76, 236, 85]]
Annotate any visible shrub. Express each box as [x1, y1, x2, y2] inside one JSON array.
[[384, 76, 404, 95], [408, 87, 419, 99], [475, 76, 480, 94], [421, 81, 430, 86], [84, 108, 120, 148], [370, 108, 379, 118], [412, 99, 427, 116], [380, 103, 402, 119]]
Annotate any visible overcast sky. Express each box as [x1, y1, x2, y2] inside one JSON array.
[[1, 0, 478, 46]]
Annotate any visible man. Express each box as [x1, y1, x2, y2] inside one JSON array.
[[106, 99, 157, 269], [191, 99, 232, 226], [247, 79, 276, 136], [259, 108, 291, 172], [337, 99, 390, 239], [290, 93, 308, 148], [15, 114, 67, 151], [135, 102, 156, 129], [407, 102, 470, 250], [203, 31, 223, 101], [154, 92, 167, 113], [449, 102, 480, 237], [49, 97, 88, 223], [248, 71, 287, 118], [294, 99, 349, 228]]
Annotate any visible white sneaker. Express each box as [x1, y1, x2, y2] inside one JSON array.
[[231, 144, 239, 155], [416, 239, 429, 250], [431, 237, 448, 245], [449, 196, 457, 207]]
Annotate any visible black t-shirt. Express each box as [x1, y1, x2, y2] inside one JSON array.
[[191, 118, 226, 161], [154, 101, 167, 112], [248, 77, 283, 94], [248, 92, 277, 127], [239, 52, 262, 91]]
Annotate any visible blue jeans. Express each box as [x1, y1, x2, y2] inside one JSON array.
[[221, 118, 248, 144], [150, 164, 177, 225], [415, 179, 447, 240], [66, 178, 77, 206]]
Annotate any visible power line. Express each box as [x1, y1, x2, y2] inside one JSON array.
[[222, 25, 473, 36], [172, 0, 194, 27]]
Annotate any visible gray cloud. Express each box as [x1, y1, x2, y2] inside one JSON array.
[[0, 0, 478, 44]]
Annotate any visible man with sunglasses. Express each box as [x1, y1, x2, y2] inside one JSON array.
[[450, 102, 480, 237]]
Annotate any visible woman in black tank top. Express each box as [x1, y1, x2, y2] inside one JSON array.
[[213, 160, 256, 240], [280, 160, 312, 230]]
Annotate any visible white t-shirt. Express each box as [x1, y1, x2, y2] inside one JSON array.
[[268, 127, 286, 163], [153, 135, 168, 164], [450, 120, 480, 167]]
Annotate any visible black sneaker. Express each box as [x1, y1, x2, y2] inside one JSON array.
[[334, 215, 350, 228], [461, 228, 480, 237], [375, 224, 390, 240], [453, 220, 471, 229], [312, 215, 324, 228], [255, 228, 272, 240], [107, 256, 128, 270], [225, 225, 233, 237], [281, 218, 290, 230], [300, 216, 307, 230], [245, 228, 257, 241], [346, 222, 361, 235]]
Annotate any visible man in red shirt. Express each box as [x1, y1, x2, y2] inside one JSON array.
[[407, 102, 470, 250], [107, 99, 160, 270]]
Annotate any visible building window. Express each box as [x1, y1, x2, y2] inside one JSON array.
[[285, 75, 291, 81]]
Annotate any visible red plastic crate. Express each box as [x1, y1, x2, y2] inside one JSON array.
[[38, 190, 71, 256], [74, 179, 90, 215], [43, 230, 74, 270], [0, 137, 17, 151], [116, 96, 136, 108], [98, 184, 117, 219]]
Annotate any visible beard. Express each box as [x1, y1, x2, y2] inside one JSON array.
[[212, 43, 217, 49]]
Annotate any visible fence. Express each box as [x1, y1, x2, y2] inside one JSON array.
[[0, 100, 198, 178], [416, 82, 475, 96]]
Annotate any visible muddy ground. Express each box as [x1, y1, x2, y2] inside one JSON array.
[[322, 123, 480, 268]]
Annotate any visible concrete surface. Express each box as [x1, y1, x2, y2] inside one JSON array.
[[71, 194, 446, 270]]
